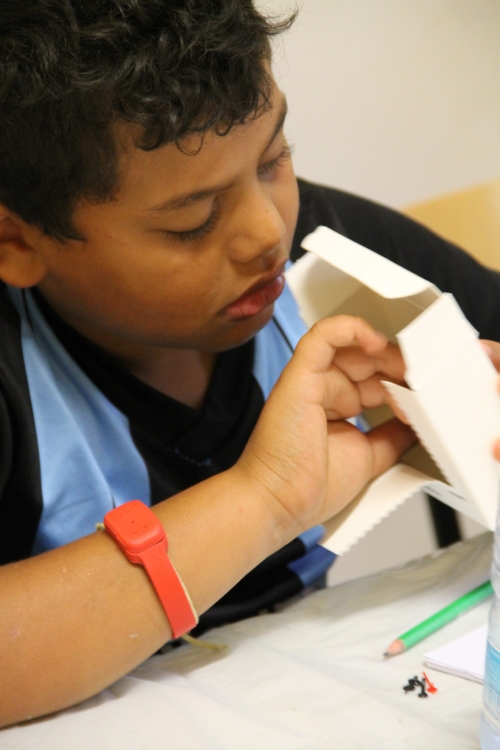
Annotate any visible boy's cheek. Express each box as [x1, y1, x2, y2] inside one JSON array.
[[275, 166, 300, 248]]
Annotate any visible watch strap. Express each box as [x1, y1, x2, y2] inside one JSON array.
[[137, 540, 198, 639], [103, 501, 198, 640]]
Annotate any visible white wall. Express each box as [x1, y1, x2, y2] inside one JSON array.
[[261, 0, 500, 207]]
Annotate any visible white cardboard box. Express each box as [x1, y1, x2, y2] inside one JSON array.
[[286, 226, 500, 555]]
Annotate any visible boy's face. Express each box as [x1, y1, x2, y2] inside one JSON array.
[[35, 83, 299, 355]]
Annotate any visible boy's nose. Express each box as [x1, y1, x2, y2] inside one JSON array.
[[226, 185, 285, 266]]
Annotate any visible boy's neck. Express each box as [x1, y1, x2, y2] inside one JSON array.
[[88, 339, 218, 411], [123, 347, 217, 410]]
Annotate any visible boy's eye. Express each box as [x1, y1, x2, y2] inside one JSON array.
[[258, 143, 293, 177], [160, 144, 293, 245], [163, 203, 220, 244]]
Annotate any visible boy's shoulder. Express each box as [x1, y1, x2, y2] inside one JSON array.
[[0, 284, 43, 562], [294, 177, 440, 263], [0, 284, 32, 412]]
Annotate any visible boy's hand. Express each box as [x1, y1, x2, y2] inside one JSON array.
[[237, 316, 415, 536]]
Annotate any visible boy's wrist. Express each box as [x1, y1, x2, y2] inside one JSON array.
[[231, 457, 304, 549], [149, 465, 298, 617]]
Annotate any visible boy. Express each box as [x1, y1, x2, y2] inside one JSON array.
[[0, 0, 499, 726]]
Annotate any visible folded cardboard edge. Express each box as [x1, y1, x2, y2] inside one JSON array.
[[321, 463, 432, 555], [300, 226, 439, 301]]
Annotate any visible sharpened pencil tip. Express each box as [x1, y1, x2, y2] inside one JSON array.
[[383, 639, 405, 657]]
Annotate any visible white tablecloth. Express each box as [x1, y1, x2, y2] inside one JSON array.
[[1, 532, 493, 749]]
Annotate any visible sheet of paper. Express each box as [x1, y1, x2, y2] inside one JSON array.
[[423, 624, 487, 683], [285, 226, 500, 555]]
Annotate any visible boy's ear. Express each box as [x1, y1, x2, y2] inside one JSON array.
[[0, 205, 47, 288]]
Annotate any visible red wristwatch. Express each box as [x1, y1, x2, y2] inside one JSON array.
[[103, 500, 198, 639]]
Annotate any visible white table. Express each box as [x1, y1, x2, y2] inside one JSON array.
[[1, 532, 493, 749]]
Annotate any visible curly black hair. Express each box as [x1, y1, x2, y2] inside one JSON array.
[[0, 0, 295, 240]]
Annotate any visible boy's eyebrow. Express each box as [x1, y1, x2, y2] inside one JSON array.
[[145, 96, 288, 215]]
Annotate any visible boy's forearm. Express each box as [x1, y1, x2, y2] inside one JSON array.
[[0, 467, 288, 728]]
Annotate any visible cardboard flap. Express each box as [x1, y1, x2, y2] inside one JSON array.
[[383, 382, 474, 511], [287, 228, 441, 340], [300, 225, 440, 301], [285, 250, 361, 328], [397, 293, 478, 389]]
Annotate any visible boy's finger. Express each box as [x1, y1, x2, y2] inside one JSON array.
[[493, 438, 500, 462], [481, 340, 500, 373], [333, 342, 406, 384], [366, 419, 416, 479], [294, 316, 387, 374], [323, 368, 364, 419], [332, 375, 410, 424]]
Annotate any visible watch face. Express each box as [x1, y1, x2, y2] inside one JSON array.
[[105, 500, 165, 553]]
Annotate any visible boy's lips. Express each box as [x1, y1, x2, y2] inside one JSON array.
[[221, 271, 286, 321]]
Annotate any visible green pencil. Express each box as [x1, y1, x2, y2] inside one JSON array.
[[384, 579, 494, 657]]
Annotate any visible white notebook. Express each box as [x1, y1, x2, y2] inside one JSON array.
[[423, 624, 487, 683]]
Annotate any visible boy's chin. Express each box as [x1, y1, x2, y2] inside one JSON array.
[[209, 303, 276, 352]]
